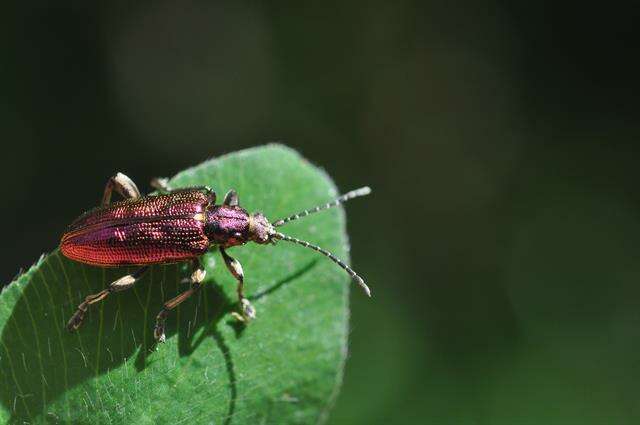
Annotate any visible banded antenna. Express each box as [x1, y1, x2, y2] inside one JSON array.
[[271, 187, 372, 296], [273, 186, 371, 227]]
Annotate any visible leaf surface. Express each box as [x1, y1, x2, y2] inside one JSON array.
[[0, 145, 350, 424]]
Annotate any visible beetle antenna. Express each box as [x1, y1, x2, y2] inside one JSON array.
[[272, 232, 371, 296], [272, 186, 371, 227]]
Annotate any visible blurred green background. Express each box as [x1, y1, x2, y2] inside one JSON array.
[[2, 1, 639, 423]]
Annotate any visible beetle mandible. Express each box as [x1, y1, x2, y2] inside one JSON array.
[[60, 173, 371, 342]]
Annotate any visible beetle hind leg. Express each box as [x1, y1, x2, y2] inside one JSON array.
[[154, 259, 206, 343], [102, 172, 141, 206], [67, 266, 148, 332]]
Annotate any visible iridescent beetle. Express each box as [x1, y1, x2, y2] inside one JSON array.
[[60, 173, 371, 342]]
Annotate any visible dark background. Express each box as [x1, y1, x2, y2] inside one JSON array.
[[2, 1, 640, 423]]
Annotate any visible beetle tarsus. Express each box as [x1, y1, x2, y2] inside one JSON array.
[[241, 298, 256, 321], [67, 307, 87, 332], [230, 298, 256, 323], [154, 312, 168, 343]]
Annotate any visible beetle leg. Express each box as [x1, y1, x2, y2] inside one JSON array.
[[67, 266, 148, 332], [154, 259, 206, 343], [149, 177, 170, 192], [222, 189, 239, 206], [149, 178, 217, 204], [220, 247, 256, 322], [102, 172, 141, 206]]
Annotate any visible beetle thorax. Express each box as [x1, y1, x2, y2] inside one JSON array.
[[205, 205, 251, 247]]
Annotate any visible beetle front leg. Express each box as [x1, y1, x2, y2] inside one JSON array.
[[102, 172, 141, 206], [220, 247, 256, 322], [222, 189, 239, 206], [67, 266, 148, 332], [154, 259, 206, 343]]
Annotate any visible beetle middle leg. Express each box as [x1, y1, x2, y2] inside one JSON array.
[[150, 177, 216, 203], [67, 266, 149, 332], [220, 247, 256, 322], [154, 258, 206, 343]]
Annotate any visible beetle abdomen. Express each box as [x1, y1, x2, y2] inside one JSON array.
[[61, 191, 210, 266]]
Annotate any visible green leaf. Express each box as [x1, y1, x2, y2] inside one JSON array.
[[0, 145, 351, 424]]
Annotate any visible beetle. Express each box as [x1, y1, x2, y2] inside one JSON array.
[[60, 172, 371, 342]]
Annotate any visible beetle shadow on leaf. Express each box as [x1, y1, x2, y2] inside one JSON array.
[[0, 251, 316, 423], [249, 259, 318, 302]]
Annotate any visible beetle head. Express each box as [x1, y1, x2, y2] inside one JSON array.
[[248, 212, 275, 244]]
